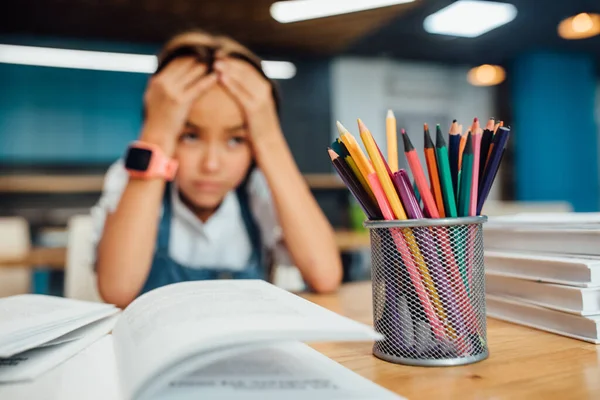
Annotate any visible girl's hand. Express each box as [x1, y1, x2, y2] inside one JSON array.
[[213, 57, 283, 147], [141, 58, 217, 155]]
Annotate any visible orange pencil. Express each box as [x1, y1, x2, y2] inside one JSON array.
[[424, 124, 445, 217], [358, 119, 407, 220], [401, 129, 440, 218], [386, 110, 398, 172], [458, 131, 469, 170]]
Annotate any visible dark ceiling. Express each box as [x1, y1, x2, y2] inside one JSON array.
[[2, 0, 600, 67]]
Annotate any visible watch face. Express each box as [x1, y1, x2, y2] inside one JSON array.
[[125, 147, 153, 171]]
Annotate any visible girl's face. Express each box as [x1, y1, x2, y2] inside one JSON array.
[[174, 83, 252, 211]]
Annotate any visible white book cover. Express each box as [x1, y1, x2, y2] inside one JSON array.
[[485, 274, 600, 315], [486, 295, 600, 344], [484, 251, 600, 287]]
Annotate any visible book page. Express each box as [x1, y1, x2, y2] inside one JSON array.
[[0, 336, 121, 400], [149, 342, 403, 400], [0, 315, 117, 382], [0, 294, 116, 338], [0, 307, 119, 358], [112, 281, 381, 400]]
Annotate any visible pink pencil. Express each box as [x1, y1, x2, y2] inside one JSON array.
[[400, 129, 440, 218], [470, 118, 482, 216], [367, 173, 446, 340]]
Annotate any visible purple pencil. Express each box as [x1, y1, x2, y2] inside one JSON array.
[[477, 127, 510, 214], [393, 169, 424, 219], [392, 170, 472, 353]]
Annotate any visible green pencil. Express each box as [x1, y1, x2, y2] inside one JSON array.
[[434, 125, 457, 218], [457, 133, 474, 217]]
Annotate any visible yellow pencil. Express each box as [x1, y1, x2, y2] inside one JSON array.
[[345, 154, 378, 205], [357, 119, 407, 220], [386, 110, 398, 172], [337, 121, 374, 182]]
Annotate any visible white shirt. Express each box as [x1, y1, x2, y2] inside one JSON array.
[[91, 161, 288, 270]]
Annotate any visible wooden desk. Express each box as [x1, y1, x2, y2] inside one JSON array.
[[303, 282, 600, 399]]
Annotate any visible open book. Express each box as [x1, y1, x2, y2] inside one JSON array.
[[0, 294, 119, 382], [109, 280, 394, 400]]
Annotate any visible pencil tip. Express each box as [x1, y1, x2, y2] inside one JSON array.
[[401, 128, 406, 134], [424, 123, 429, 130], [336, 121, 348, 136], [401, 129, 414, 151], [474, 117, 478, 122], [387, 110, 395, 119], [435, 125, 446, 148], [424, 127, 434, 148], [452, 119, 457, 123], [328, 148, 339, 160], [357, 118, 368, 134]]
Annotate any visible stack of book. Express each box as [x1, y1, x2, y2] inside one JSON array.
[[483, 213, 600, 343]]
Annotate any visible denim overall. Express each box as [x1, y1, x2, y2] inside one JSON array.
[[139, 181, 268, 295]]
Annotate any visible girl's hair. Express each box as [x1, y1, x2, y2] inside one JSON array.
[[155, 30, 281, 112]]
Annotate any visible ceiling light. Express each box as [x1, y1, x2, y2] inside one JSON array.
[[424, 1, 517, 38], [0, 44, 157, 73], [0, 44, 296, 79], [467, 64, 506, 86], [558, 13, 600, 40], [270, 0, 415, 24], [261, 60, 297, 79]]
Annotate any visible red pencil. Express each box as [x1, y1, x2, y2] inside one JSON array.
[[401, 129, 440, 218]]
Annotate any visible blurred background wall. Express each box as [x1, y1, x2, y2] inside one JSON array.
[[0, 0, 599, 295]]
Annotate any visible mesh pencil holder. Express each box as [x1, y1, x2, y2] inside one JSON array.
[[364, 216, 488, 367]]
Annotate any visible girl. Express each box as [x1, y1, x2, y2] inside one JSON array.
[[93, 31, 342, 308]]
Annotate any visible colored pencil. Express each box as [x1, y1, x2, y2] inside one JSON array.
[[478, 118, 495, 187], [448, 120, 461, 196], [386, 110, 398, 172], [368, 172, 446, 340], [401, 129, 440, 218], [435, 124, 458, 218], [393, 170, 464, 340], [486, 120, 504, 169], [394, 170, 423, 220], [328, 149, 382, 220], [332, 139, 378, 206], [424, 124, 446, 217], [458, 130, 469, 170], [477, 127, 510, 214], [336, 121, 374, 186], [358, 119, 407, 220], [470, 120, 482, 217], [413, 179, 422, 207], [457, 133, 474, 217]]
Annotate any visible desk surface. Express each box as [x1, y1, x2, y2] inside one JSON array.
[[303, 282, 600, 399]]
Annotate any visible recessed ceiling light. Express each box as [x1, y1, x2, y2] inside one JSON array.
[[424, 1, 517, 38], [270, 0, 415, 24], [467, 64, 506, 86], [261, 60, 297, 80], [558, 13, 600, 40], [0, 44, 296, 79]]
